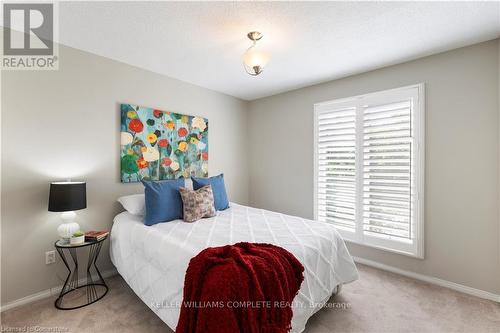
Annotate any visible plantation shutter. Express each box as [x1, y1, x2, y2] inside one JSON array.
[[362, 101, 412, 240], [314, 85, 424, 258], [316, 107, 357, 231]]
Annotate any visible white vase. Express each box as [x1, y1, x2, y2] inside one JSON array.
[[57, 211, 80, 241]]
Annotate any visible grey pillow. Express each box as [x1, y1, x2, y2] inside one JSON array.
[[179, 185, 216, 222]]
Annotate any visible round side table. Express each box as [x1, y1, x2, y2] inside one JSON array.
[[54, 235, 109, 310]]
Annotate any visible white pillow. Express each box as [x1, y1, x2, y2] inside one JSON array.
[[117, 194, 145, 215]]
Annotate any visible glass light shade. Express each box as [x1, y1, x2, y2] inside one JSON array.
[[243, 43, 269, 76]]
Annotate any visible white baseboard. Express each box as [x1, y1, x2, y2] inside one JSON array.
[[0, 268, 118, 312], [353, 256, 500, 303], [3, 259, 499, 312]]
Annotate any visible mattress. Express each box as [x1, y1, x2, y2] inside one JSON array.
[[110, 203, 358, 333]]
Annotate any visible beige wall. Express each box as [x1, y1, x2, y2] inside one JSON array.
[[248, 39, 500, 294], [2, 38, 499, 305], [498, 39, 500, 294], [1, 45, 249, 305]]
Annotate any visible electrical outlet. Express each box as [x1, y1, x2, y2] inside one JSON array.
[[46, 250, 56, 264]]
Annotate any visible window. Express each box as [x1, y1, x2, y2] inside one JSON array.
[[313, 84, 424, 258]]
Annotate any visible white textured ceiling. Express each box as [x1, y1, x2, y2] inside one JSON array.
[[58, 1, 500, 100]]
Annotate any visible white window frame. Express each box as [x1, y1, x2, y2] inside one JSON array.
[[313, 84, 425, 258]]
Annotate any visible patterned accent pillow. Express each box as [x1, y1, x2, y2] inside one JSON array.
[[179, 185, 216, 222]]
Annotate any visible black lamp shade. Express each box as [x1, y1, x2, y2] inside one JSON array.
[[48, 182, 87, 212]]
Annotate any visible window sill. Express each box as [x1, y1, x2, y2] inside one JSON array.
[[337, 229, 424, 259]]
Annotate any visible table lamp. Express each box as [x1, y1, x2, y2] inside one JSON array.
[[48, 181, 86, 241]]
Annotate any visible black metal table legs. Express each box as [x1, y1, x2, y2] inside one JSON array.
[[55, 241, 108, 310]]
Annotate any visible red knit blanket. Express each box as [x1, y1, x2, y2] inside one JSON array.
[[176, 242, 304, 333]]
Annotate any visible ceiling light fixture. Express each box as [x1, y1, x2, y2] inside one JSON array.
[[243, 31, 269, 76]]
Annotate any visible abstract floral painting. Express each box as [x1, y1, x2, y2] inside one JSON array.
[[120, 103, 208, 183]]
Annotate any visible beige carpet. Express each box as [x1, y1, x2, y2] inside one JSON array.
[[2, 264, 499, 333]]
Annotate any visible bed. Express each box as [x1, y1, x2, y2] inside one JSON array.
[[110, 203, 359, 333]]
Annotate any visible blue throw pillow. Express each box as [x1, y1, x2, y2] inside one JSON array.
[[192, 174, 229, 211], [142, 178, 185, 226]]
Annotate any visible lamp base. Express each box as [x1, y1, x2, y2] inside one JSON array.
[[58, 221, 80, 241]]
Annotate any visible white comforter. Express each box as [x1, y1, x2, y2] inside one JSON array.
[[110, 203, 358, 333]]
